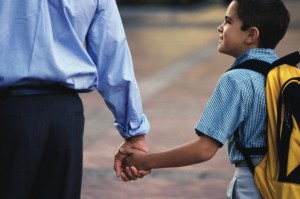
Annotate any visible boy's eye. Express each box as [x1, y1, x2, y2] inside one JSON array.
[[224, 17, 232, 25], [225, 19, 231, 25]]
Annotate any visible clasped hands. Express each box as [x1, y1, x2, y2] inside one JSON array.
[[114, 135, 151, 182]]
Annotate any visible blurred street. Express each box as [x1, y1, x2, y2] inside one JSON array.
[[80, 0, 300, 198]]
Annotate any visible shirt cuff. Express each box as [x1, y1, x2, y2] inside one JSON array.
[[195, 129, 223, 147], [114, 114, 150, 139]]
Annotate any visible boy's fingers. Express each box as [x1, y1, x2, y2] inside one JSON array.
[[138, 169, 151, 176], [124, 166, 138, 181], [121, 172, 131, 182], [129, 166, 144, 178]]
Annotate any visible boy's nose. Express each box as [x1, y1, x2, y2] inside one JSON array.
[[217, 24, 223, 33]]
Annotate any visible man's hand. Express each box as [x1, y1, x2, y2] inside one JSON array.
[[114, 135, 151, 181]]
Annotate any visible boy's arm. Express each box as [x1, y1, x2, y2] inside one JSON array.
[[122, 135, 219, 170]]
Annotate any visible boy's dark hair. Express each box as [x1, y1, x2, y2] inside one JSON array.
[[235, 0, 290, 48]]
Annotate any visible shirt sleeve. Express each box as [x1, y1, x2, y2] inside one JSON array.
[[195, 72, 246, 146], [85, 0, 150, 139]]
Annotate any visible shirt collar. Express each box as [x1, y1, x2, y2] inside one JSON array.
[[231, 48, 278, 68]]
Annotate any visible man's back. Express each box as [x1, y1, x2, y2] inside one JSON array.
[[0, 0, 115, 90]]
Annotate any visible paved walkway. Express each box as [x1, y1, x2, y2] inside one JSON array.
[[80, 1, 300, 198]]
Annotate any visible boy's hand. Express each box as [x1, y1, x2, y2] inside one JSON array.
[[121, 145, 150, 169]]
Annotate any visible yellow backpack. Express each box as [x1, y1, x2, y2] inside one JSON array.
[[231, 52, 300, 199]]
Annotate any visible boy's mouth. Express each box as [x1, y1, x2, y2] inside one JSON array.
[[218, 36, 223, 43]]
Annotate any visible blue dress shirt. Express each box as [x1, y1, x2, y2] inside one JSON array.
[[0, 0, 150, 138], [195, 48, 278, 164]]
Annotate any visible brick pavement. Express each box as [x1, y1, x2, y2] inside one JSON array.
[[80, 1, 300, 198]]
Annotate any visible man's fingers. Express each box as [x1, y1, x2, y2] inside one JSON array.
[[114, 160, 122, 177], [114, 150, 127, 177], [114, 143, 135, 177], [119, 145, 133, 155]]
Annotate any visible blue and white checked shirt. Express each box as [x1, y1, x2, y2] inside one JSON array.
[[195, 48, 278, 164], [0, 0, 150, 139]]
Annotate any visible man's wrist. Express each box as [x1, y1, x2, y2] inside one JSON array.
[[126, 134, 145, 142]]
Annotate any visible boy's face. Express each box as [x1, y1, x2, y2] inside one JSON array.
[[217, 1, 249, 58]]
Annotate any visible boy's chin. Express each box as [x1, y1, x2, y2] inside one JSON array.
[[218, 49, 237, 58], [217, 47, 227, 55]]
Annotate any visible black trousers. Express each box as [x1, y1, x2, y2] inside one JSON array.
[[0, 92, 85, 199]]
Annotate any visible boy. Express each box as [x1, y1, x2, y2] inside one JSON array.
[[121, 0, 290, 198]]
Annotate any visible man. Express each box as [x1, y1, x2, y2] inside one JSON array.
[[0, 0, 150, 198]]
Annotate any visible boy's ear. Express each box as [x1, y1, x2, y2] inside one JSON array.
[[245, 27, 260, 45]]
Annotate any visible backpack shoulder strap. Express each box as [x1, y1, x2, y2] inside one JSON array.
[[272, 51, 300, 67], [228, 59, 273, 77], [228, 51, 300, 76]]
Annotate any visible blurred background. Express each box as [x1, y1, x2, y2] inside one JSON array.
[[80, 0, 300, 198]]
